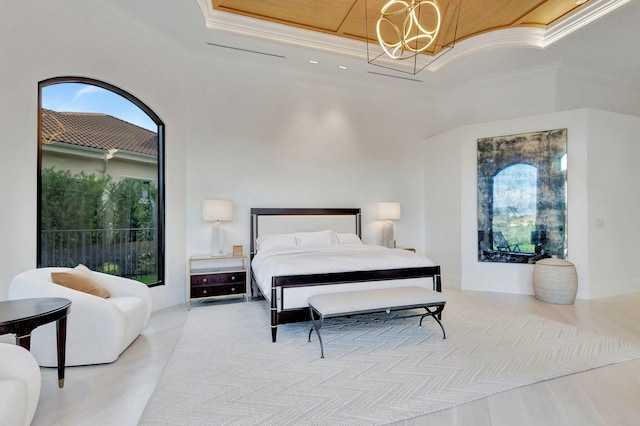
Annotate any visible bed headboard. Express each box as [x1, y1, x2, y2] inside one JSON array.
[[250, 208, 361, 258]]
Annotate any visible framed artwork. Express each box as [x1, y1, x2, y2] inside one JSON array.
[[477, 129, 567, 263]]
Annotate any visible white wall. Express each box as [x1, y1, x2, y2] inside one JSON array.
[[555, 66, 640, 118], [586, 110, 640, 298], [425, 108, 640, 299], [423, 132, 462, 288], [183, 63, 432, 259]]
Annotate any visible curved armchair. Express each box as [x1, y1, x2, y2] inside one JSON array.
[[0, 343, 41, 426], [8, 267, 152, 367]]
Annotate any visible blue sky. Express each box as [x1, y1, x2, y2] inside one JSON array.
[[42, 83, 156, 131]]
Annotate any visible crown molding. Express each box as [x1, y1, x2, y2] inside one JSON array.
[[196, 0, 632, 72], [543, 0, 634, 46], [425, 27, 546, 71], [196, 3, 365, 59]]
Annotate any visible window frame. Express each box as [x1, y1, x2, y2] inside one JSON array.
[[37, 76, 165, 287]]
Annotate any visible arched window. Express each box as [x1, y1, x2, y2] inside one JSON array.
[[38, 77, 165, 286], [491, 163, 537, 253]]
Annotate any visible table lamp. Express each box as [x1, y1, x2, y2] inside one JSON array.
[[202, 199, 233, 256], [377, 202, 400, 248]]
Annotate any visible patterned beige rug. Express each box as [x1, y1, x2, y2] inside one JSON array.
[[140, 291, 640, 425]]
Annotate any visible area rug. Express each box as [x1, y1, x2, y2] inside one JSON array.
[[140, 291, 640, 425]]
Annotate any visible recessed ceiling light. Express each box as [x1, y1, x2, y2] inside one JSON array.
[[309, 60, 319, 64], [338, 65, 348, 70]]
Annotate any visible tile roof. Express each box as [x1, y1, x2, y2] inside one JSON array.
[[41, 109, 157, 156]]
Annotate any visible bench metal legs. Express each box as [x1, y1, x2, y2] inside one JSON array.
[[308, 304, 446, 358], [308, 306, 326, 358], [419, 304, 446, 339]]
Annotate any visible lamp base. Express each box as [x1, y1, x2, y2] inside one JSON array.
[[211, 221, 227, 257], [382, 220, 395, 248]]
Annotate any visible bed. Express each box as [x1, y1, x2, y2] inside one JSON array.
[[250, 208, 442, 342]]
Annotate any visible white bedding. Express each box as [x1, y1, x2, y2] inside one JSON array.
[[251, 244, 436, 310]]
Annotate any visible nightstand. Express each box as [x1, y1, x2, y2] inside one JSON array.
[[188, 255, 247, 310]]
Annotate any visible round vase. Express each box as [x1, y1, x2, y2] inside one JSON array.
[[532, 258, 578, 304]]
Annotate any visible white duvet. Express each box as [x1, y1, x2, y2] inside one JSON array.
[[252, 245, 436, 309]]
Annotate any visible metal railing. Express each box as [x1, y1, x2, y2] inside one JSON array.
[[40, 228, 157, 280]]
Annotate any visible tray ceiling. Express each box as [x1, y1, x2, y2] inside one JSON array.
[[212, 0, 585, 46], [200, 0, 632, 71]]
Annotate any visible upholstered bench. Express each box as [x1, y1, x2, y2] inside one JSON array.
[[307, 286, 446, 358]]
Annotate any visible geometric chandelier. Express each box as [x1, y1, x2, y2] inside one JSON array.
[[377, 0, 441, 60], [366, 0, 461, 75]]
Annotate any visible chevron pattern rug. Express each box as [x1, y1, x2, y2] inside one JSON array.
[[140, 291, 640, 425]]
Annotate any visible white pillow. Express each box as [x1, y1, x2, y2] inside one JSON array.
[[336, 233, 363, 245], [294, 230, 337, 247], [256, 233, 297, 252]]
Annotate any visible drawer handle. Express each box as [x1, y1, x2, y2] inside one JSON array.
[[203, 278, 208, 283], [231, 276, 236, 281], [203, 289, 208, 294], [231, 287, 236, 292]]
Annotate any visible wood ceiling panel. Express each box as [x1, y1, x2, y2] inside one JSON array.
[[455, 0, 547, 38], [214, 0, 358, 32], [340, 0, 374, 40], [212, 0, 589, 47], [431, 0, 464, 48], [517, 0, 581, 26]]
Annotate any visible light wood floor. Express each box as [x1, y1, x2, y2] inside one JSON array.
[[33, 290, 640, 426]]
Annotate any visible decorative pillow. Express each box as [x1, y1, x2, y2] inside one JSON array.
[[51, 264, 111, 298], [256, 233, 297, 252], [294, 230, 337, 247], [336, 232, 363, 245]]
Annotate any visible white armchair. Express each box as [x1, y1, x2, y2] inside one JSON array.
[[8, 267, 152, 366], [0, 343, 41, 426]]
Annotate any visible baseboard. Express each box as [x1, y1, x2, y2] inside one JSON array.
[[584, 279, 640, 299]]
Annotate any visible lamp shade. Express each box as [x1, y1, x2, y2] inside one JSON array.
[[377, 202, 401, 220], [202, 200, 233, 221]]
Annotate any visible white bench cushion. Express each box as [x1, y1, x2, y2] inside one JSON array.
[[308, 286, 446, 317]]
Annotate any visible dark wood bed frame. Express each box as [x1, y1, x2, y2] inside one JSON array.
[[250, 208, 442, 342]]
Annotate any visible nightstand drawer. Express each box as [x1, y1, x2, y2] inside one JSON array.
[[190, 282, 246, 298], [191, 271, 246, 286], [188, 255, 248, 309]]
